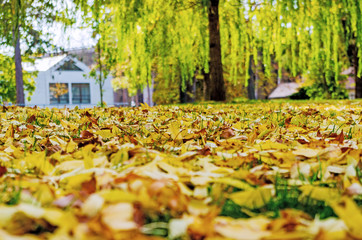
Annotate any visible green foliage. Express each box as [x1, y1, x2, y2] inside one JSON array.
[[72, 0, 361, 100], [0, 54, 35, 103], [152, 73, 179, 105], [305, 83, 348, 100], [0, 0, 68, 54], [290, 87, 309, 100]]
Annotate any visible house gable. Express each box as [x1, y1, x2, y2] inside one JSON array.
[[51, 56, 90, 73], [55, 59, 83, 71]]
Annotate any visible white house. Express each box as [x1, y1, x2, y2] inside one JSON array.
[[23, 54, 114, 108]]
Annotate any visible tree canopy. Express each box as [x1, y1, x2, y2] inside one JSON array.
[[0, 0, 71, 105], [71, 0, 360, 101], [1, 0, 361, 102]]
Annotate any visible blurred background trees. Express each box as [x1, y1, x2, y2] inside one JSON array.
[[0, 0, 71, 105], [1, 0, 361, 104]]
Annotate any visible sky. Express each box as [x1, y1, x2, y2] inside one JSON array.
[[50, 23, 96, 50], [0, 24, 95, 56], [46, 1, 97, 51]]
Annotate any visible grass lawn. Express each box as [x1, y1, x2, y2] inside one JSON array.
[[0, 101, 361, 239]]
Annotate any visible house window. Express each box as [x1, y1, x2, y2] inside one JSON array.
[[49, 83, 69, 104], [72, 83, 90, 104]]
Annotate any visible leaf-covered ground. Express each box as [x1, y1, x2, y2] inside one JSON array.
[[0, 102, 361, 239]]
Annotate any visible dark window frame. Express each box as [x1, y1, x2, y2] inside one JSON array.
[[72, 83, 90, 104]]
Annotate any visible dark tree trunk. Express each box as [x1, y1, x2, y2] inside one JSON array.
[[203, 70, 210, 100], [14, 30, 25, 106], [207, 0, 225, 101], [192, 75, 197, 102], [180, 76, 196, 103], [97, 44, 104, 107], [352, 45, 362, 98], [180, 84, 187, 103], [247, 56, 256, 100]]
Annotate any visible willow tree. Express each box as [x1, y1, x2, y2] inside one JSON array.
[[75, 0, 360, 101], [77, 0, 275, 102], [342, 0, 362, 98], [73, 0, 229, 101], [267, 0, 360, 99], [0, 0, 69, 105]]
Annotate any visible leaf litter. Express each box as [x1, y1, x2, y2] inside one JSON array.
[[0, 102, 361, 239]]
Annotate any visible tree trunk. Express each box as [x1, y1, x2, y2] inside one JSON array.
[[180, 76, 197, 103], [207, 0, 225, 101], [352, 45, 362, 98], [192, 75, 196, 102], [203, 70, 210, 100], [97, 44, 104, 107], [179, 83, 187, 103], [247, 56, 256, 100], [14, 30, 25, 106], [151, 71, 155, 106]]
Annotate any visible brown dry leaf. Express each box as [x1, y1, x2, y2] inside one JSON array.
[[220, 128, 235, 139], [0, 165, 6, 177]]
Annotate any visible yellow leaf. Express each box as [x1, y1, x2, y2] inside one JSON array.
[[292, 148, 320, 158], [0, 206, 17, 227], [211, 178, 253, 190], [287, 125, 307, 133], [330, 197, 362, 239], [17, 203, 44, 218], [95, 129, 115, 139], [232, 122, 243, 130], [98, 189, 137, 203], [60, 172, 93, 190], [82, 144, 94, 169], [168, 121, 183, 140], [299, 185, 340, 202], [110, 149, 128, 166], [214, 217, 271, 240], [255, 141, 288, 151], [229, 187, 272, 209], [33, 184, 54, 205], [55, 160, 84, 172], [26, 151, 54, 175], [257, 129, 273, 139], [44, 208, 77, 230], [66, 140, 78, 153]]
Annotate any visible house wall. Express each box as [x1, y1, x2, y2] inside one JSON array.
[[25, 71, 48, 105], [26, 69, 115, 108]]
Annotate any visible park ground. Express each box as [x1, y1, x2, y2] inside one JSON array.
[[0, 100, 361, 239]]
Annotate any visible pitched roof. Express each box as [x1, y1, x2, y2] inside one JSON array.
[[268, 82, 300, 99], [23, 54, 67, 72]]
